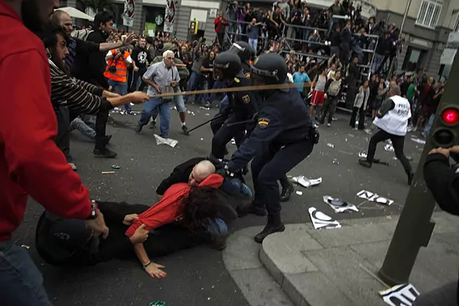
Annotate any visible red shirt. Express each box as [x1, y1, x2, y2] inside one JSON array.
[[0, 2, 91, 242], [125, 174, 224, 237]]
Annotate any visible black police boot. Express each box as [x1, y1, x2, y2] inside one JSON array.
[[408, 172, 414, 185], [280, 177, 294, 202], [254, 213, 285, 243], [358, 159, 372, 168], [237, 201, 266, 217]]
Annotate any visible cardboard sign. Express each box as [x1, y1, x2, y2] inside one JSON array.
[[379, 284, 420, 306], [308, 207, 341, 230]]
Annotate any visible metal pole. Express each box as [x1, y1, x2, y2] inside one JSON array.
[[399, 0, 413, 41], [378, 49, 459, 285]]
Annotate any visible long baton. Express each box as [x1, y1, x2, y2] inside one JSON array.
[[148, 82, 309, 99], [186, 114, 224, 135]]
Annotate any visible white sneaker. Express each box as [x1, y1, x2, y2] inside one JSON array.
[[68, 163, 77, 171]]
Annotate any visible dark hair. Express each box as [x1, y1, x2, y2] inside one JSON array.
[[41, 22, 70, 49], [94, 11, 114, 29], [180, 186, 219, 233]]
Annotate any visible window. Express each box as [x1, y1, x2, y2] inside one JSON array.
[[416, 0, 442, 28], [402, 47, 428, 72]]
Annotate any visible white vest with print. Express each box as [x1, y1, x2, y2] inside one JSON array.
[[373, 95, 411, 136]]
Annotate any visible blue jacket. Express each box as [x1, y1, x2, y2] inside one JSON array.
[[227, 86, 312, 172]]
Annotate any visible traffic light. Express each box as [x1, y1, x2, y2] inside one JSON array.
[[379, 48, 459, 286], [431, 106, 459, 147]]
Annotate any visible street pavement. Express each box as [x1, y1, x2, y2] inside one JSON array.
[[13, 102, 426, 306], [258, 212, 459, 306]]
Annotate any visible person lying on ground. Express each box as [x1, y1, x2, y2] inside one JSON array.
[[156, 158, 252, 201], [36, 175, 231, 278], [125, 173, 230, 278]]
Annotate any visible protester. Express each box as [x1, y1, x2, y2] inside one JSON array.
[[0, 1, 109, 304]]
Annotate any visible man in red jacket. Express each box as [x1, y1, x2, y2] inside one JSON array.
[[0, 1, 109, 305]]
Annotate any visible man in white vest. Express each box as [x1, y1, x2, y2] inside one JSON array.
[[359, 85, 414, 185]]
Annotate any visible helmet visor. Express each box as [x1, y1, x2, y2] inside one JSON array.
[[250, 66, 280, 82]]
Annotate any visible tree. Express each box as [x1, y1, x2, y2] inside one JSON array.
[[80, 0, 116, 13]]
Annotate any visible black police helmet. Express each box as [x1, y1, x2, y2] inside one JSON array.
[[229, 41, 254, 63], [213, 52, 244, 81], [250, 53, 287, 85]]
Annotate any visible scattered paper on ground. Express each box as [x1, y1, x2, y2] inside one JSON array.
[[379, 283, 420, 306], [154, 134, 178, 148], [323, 196, 359, 213], [359, 152, 367, 158], [308, 207, 341, 229], [411, 137, 426, 145], [357, 190, 394, 205], [292, 176, 322, 188], [327, 143, 335, 148], [384, 144, 394, 152], [296, 191, 303, 196]]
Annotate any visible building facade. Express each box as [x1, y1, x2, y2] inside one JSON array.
[[61, 0, 458, 78], [371, 0, 459, 78]]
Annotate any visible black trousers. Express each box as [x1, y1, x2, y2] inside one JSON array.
[[55, 106, 72, 162], [217, 32, 225, 46], [211, 114, 247, 159], [94, 110, 109, 150], [320, 97, 338, 124], [366, 129, 413, 175], [350, 104, 365, 129], [345, 81, 357, 108], [251, 139, 314, 215]]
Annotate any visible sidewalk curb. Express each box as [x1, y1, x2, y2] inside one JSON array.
[[257, 212, 458, 306]]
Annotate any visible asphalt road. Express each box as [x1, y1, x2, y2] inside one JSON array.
[[12, 102, 425, 306]]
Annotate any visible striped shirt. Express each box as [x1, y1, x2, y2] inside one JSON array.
[[49, 59, 112, 115]]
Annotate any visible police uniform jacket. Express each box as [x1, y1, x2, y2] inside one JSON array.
[[227, 87, 312, 172], [225, 76, 259, 120]]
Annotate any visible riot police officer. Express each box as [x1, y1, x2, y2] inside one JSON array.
[[210, 52, 259, 161], [228, 41, 254, 75], [213, 45, 295, 201], [227, 53, 317, 243], [212, 41, 255, 136]]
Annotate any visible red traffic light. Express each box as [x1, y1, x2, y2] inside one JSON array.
[[441, 108, 459, 125]]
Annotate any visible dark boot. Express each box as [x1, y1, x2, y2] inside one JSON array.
[[210, 236, 227, 251], [94, 136, 117, 158], [237, 201, 266, 217], [279, 177, 294, 202], [408, 172, 414, 185], [254, 213, 285, 243], [358, 159, 372, 168]]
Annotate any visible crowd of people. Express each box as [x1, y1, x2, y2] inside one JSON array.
[[0, 0, 453, 305]]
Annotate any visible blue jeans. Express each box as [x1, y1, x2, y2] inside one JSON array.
[[184, 71, 201, 103], [249, 38, 258, 55], [371, 53, 385, 74], [219, 95, 230, 113], [138, 97, 171, 137], [423, 114, 435, 136], [0, 240, 52, 306], [221, 178, 253, 197], [108, 79, 129, 111], [152, 88, 186, 118], [204, 218, 227, 239], [69, 117, 96, 140], [209, 80, 227, 103]]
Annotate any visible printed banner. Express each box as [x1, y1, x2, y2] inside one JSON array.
[[164, 0, 178, 33], [123, 0, 135, 27]]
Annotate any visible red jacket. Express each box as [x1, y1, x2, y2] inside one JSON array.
[[0, 2, 91, 242], [125, 174, 224, 237], [214, 17, 229, 33]]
